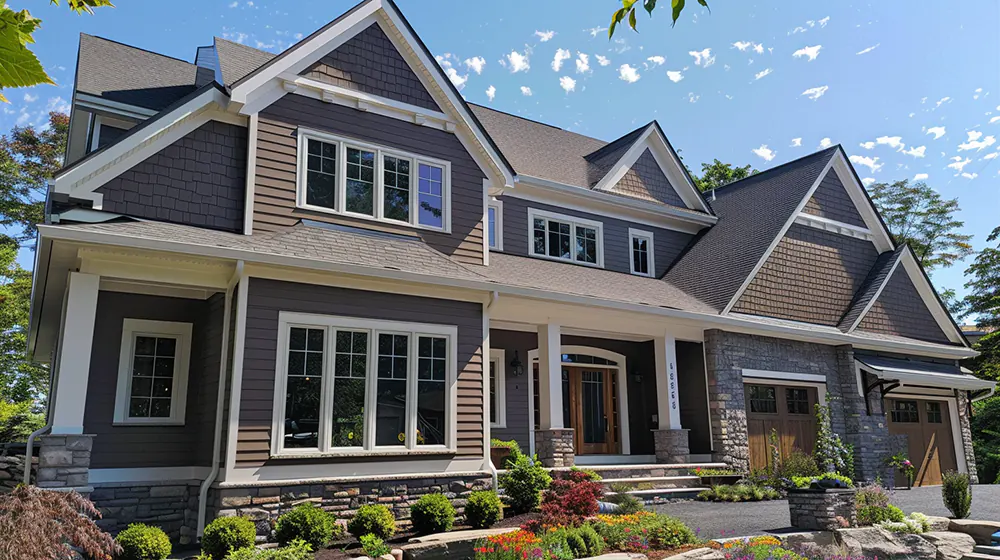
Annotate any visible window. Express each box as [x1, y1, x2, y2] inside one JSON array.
[[114, 319, 193, 425], [527, 209, 604, 267], [628, 228, 655, 277], [748, 385, 777, 414], [925, 402, 943, 424], [487, 199, 503, 251], [489, 349, 506, 428], [272, 313, 456, 456], [297, 129, 451, 231], [890, 400, 919, 423], [785, 388, 810, 415]]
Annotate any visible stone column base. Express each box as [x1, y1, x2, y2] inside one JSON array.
[[652, 429, 690, 464], [535, 429, 575, 467], [37, 433, 94, 492]]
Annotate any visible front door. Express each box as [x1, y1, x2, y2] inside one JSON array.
[[533, 365, 619, 455], [886, 398, 958, 486]]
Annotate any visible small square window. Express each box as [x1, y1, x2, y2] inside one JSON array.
[[786, 388, 810, 415], [926, 402, 943, 424], [748, 385, 777, 414], [890, 400, 919, 423]]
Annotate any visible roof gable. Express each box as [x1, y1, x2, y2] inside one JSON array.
[[610, 148, 685, 207], [802, 169, 867, 227], [215, 37, 275, 87]]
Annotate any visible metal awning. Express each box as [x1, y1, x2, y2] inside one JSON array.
[[856, 356, 995, 392]]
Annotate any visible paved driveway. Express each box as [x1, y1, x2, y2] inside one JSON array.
[[652, 485, 1000, 540]]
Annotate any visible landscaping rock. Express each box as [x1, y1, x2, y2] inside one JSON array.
[[781, 530, 840, 558], [664, 548, 724, 560], [919, 531, 976, 560], [836, 527, 937, 560], [581, 555, 648, 560], [926, 516, 951, 532], [948, 520, 1000, 545]]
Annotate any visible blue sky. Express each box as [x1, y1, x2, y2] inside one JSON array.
[[7, 0, 1000, 305]]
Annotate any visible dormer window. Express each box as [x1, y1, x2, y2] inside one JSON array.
[[297, 129, 451, 232], [629, 228, 655, 277], [528, 208, 604, 267]]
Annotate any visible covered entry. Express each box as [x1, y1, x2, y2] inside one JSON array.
[[744, 380, 820, 471]]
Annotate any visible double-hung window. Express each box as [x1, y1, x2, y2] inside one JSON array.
[[488, 349, 506, 428], [487, 199, 503, 251], [297, 129, 451, 231], [273, 313, 457, 456], [528, 208, 604, 267], [628, 228, 655, 277], [113, 319, 193, 425]]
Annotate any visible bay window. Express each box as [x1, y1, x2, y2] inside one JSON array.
[[527, 208, 604, 267]]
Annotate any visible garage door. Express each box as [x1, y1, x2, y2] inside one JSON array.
[[886, 398, 958, 487], [745, 384, 819, 472]]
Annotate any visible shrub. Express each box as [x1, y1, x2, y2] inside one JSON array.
[[814, 400, 854, 477], [780, 450, 820, 478], [855, 482, 891, 509], [225, 540, 312, 560], [490, 438, 521, 453], [696, 483, 781, 502], [605, 483, 644, 515], [359, 534, 391, 559], [942, 470, 972, 519], [116, 523, 172, 560], [646, 515, 697, 549], [465, 491, 503, 529], [569, 466, 603, 481], [499, 452, 552, 514], [539, 470, 604, 526], [347, 504, 396, 540], [201, 516, 257, 560], [857, 504, 904, 526], [876, 512, 930, 535], [0, 486, 119, 560], [578, 524, 604, 556], [410, 494, 455, 535], [274, 503, 337, 549], [791, 472, 853, 489], [0, 400, 45, 443], [691, 467, 739, 476], [590, 512, 696, 551]]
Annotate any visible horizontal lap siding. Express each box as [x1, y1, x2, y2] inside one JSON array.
[[500, 195, 694, 277], [237, 278, 484, 468], [253, 95, 486, 265]]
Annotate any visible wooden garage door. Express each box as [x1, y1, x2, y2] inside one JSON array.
[[886, 399, 957, 487], [746, 384, 819, 472]]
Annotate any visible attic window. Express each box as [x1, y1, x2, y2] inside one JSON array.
[[527, 208, 604, 267]]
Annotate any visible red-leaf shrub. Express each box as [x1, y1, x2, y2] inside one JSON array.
[[0, 485, 120, 560], [538, 470, 603, 526]]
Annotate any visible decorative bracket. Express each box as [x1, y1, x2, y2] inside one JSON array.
[[863, 377, 899, 416]]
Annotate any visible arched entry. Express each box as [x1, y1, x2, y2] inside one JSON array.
[[527, 346, 631, 456]]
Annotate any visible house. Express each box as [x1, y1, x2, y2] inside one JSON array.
[[27, 0, 994, 544]]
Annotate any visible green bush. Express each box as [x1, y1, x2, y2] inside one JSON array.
[[696, 483, 781, 502], [499, 452, 552, 514], [942, 471, 972, 519], [359, 534, 391, 558], [0, 400, 45, 443], [410, 494, 455, 534], [857, 504, 905, 526], [605, 485, 644, 515], [876, 512, 931, 535], [465, 491, 503, 529], [577, 524, 604, 556], [225, 540, 312, 560], [115, 523, 172, 560], [569, 466, 602, 481], [791, 472, 853, 489], [274, 503, 337, 549], [347, 504, 396, 540], [780, 450, 820, 478], [201, 516, 257, 560], [647, 515, 697, 549]]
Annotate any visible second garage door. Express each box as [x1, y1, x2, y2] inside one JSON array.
[[745, 383, 819, 472], [886, 398, 958, 487]]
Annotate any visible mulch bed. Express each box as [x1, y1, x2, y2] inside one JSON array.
[[493, 512, 539, 529], [645, 544, 707, 560]]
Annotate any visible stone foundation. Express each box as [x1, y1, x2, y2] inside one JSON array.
[[956, 391, 979, 484], [534, 429, 575, 467], [37, 434, 94, 491], [0, 452, 34, 493], [652, 429, 690, 464], [90, 480, 205, 545], [788, 488, 857, 530]]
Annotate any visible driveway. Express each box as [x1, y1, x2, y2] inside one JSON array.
[[652, 485, 1000, 540]]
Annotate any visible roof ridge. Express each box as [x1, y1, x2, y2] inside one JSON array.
[[80, 32, 196, 67], [584, 122, 651, 162], [710, 145, 840, 196]]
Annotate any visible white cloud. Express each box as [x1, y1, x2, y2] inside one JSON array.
[[46, 96, 70, 114], [790, 138, 802, 147], [856, 44, 880, 55], [520, 86, 533, 96], [753, 43, 765, 54], [485, 85, 496, 101], [958, 130, 996, 151], [646, 55, 665, 67], [687, 92, 700, 103], [849, 154, 883, 173], [444, 67, 468, 89], [587, 26, 608, 38], [819, 137, 832, 149], [990, 116, 1000, 124], [947, 156, 971, 172], [859, 141, 876, 150], [936, 96, 951, 108], [802, 85, 829, 100], [23, 93, 37, 103], [505, 50, 530, 73], [790, 26, 808, 35], [984, 152, 999, 160], [926, 126, 946, 139], [618, 64, 640, 83], [961, 172, 978, 179], [875, 135, 905, 150], [754, 68, 773, 80], [595, 55, 611, 66], [733, 41, 753, 51], [228, 1, 238, 7], [559, 76, 576, 94], [575, 53, 590, 73], [914, 173, 929, 181], [818, 16, 830, 27], [464, 56, 486, 74], [792, 45, 822, 61], [861, 177, 876, 187], [552, 48, 571, 71], [535, 30, 555, 42], [666, 70, 684, 83], [903, 146, 926, 158], [689, 48, 716, 67], [752, 144, 776, 162]]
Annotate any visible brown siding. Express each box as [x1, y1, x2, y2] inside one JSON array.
[[802, 171, 867, 227], [253, 95, 486, 265], [84, 292, 224, 469], [301, 23, 439, 112], [97, 120, 247, 232], [856, 269, 951, 344], [734, 224, 880, 326], [237, 278, 484, 468], [613, 149, 686, 208], [500, 195, 695, 277]]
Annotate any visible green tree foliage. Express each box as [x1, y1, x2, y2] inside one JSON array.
[[609, 0, 709, 37], [867, 180, 973, 272], [0, 239, 47, 405], [0, 112, 68, 245], [963, 226, 1000, 330], [972, 395, 1000, 484], [694, 159, 757, 192]]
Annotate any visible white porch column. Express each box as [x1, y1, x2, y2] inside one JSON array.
[[654, 335, 681, 430], [50, 272, 100, 434], [537, 323, 563, 429]]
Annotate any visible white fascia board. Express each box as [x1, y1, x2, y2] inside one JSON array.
[[35, 224, 979, 360], [830, 153, 894, 252], [75, 93, 158, 120], [847, 255, 902, 333], [859, 363, 995, 391], [895, 249, 968, 345]]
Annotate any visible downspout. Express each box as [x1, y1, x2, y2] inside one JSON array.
[[197, 260, 243, 537], [485, 291, 499, 491], [26, 272, 69, 485]]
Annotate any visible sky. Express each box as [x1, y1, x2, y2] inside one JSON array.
[[6, 0, 1000, 307]]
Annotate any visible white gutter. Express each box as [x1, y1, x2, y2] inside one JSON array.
[[484, 291, 499, 491], [197, 261, 243, 537]]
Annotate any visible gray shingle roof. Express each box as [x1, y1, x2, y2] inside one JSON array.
[[664, 147, 839, 311], [838, 245, 906, 331], [214, 37, 276, 87], [76, 34, 200, 111]]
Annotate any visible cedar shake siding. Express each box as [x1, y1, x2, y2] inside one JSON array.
[[734, 224, 880, 326], [612, 149, 686, 208], [236, 278, 484, 468], [499, 195, 695, 277], [97, 121, 248, 233], [856, 270, 951, 344], [301, 23, 439, 112], [802, 171, 867, 227], [84, 292, 224, 469], [253, 95, 487, 265]]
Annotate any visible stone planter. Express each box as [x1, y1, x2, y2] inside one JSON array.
[[490, 446, 513, 469], [787, 488, 856, 531]]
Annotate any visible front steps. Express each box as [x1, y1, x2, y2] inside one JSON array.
[[561, 462, 727, 503]]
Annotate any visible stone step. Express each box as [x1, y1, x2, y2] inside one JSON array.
[[552, 462, 727, 481], [614, 486, 707, 504], [973, 546, 1000, 557], [601, 475, 703, 490]]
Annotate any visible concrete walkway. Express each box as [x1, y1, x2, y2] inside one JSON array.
[[652, 484, 1000, 540]]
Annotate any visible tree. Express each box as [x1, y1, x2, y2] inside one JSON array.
[[867, 180, 973, 272], [694, 159, 757, 192], [0, 1, 113, 102], [0, 111, 68, 246], [963, 226, 1000, 330], [609, 0, 709, 37], [0, 238, 48, 404]]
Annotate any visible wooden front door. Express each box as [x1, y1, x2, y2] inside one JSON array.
[[533, 365, 619, 455], [745, 383, 819, 472], [886, 399, 957, 487]]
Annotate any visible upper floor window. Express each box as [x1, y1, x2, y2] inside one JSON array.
[[113, 319, 193, 425], [528, 208, 604, 267], [487, 199, 503, 251], [297, 129, 451, 232], [628, 228, 655, 277]]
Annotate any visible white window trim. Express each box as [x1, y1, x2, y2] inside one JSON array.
[[113, 319, 193, 426], [527, 208, 605, 268], [489, 348, 506, 429], [295, 128, 452, 233], [270, 312, 458, 458], [488, 198, 503, 251], [628, 227, 655, 277]]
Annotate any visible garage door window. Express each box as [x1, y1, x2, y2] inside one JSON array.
[[925, 402, 943, 423], [748, 385, 777, 414], [890, 400, 919, 423], [785, 388, 810, 415]]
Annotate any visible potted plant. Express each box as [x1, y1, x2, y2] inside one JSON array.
[[691, 467, 742, 486], [490, 438, 520, 469], [887, 453, 916, 489]]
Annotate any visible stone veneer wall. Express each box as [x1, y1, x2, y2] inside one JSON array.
[[956, 390, 979, 484], [0, 452, 34, 493], [652, 429, 690, 464], [788, 489, 857, 530], [37, 434, 94, 489], [832, 347, 891, 483], [90, 480, 206, 545], [534, 429, 575, 467]]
